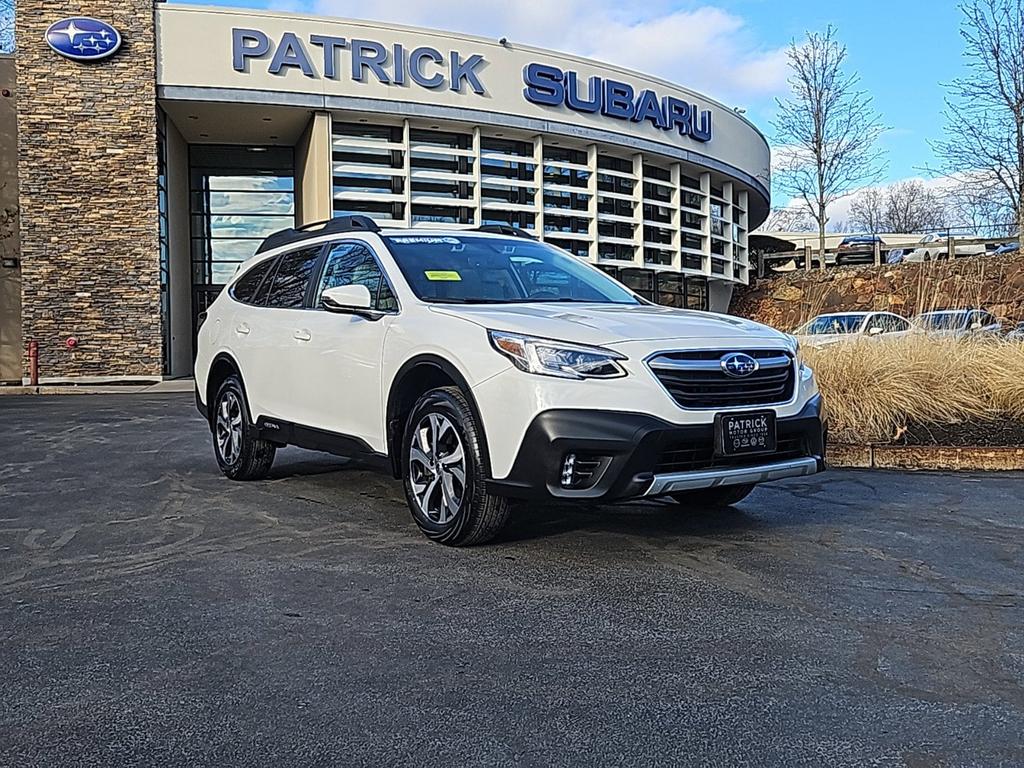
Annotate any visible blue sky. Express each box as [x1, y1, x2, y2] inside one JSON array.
[[176, 0, 967, 185]]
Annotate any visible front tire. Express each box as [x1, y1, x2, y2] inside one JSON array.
[[211, 375, 276, 481], [402, 386, 511, 546], [671, 484, 755, 508]]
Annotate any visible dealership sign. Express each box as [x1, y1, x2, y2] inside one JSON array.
[[231, 28, 713, 144], [523, 63, 712, 143], [45, 17, 122, 61], [232, 29, 486, 94]]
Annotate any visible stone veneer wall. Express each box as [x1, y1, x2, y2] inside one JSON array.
[[16, 0, 161, 380], [732, 253, 1024, 331]]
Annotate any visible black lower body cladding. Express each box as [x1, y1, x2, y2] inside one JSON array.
[[488, 395, 826, 502]]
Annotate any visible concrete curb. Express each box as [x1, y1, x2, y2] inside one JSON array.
[[830, 443, 1024, 471], [0, 381, 195, 396]]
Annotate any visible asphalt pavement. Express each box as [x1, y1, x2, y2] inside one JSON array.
[[1, 394, 1022, 767]]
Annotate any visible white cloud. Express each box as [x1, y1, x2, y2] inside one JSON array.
[[301, 0, 791, 105], [767, 175, 960, 233]]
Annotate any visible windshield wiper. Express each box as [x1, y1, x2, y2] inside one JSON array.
[[521, 298, 607, 303], [424, 297, 515, 304]]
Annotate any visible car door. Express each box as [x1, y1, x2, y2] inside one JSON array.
[[223, 255, 280, 420], [287, 241, 399, 451], [876, 313, 911, 340], [885, 314, 913, 339], [249, 244, 326, 423], [974, 310, 1001, 335]]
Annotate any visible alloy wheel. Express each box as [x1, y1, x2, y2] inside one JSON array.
[[408, 412, 466, 524], [216, 390, 244, 465]]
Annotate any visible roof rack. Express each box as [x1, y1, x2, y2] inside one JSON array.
[[255, 215, 381, 254], [474, 224, 537, 240]]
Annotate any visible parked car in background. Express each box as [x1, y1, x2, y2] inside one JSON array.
[[835, 235, 886, 266], [992, 241, 1020, 256], [795, 311, 916, 348], [912, 308, 1002, 337], [903, 233, 987, 262], [886, 247, 907, 264], [1006, 322, 1024, 341]]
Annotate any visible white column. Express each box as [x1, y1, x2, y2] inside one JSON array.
[[587, 143, 599, 261], [402, 119, 413, 227], [632, 153, 644, 267], [533, 135, 545, 239]]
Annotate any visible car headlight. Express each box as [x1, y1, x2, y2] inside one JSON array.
[[488, 330, 627, 379], [786, 334, 813, 380]]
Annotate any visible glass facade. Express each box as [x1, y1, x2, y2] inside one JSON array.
[[331, 116, 750, 289], [188, 145, 295, 337], [157, 111, 170, 375]]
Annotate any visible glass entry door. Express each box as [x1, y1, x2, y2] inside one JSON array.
[[189, 145, 295, 340]]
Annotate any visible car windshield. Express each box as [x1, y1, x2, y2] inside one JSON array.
[[915, 311, 970, 330], [800, 315, 865, 335], [382, 235, 640, 305]]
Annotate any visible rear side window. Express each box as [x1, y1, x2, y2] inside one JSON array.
[[265, 246, 323, 309], [229, 258, 275, 305]]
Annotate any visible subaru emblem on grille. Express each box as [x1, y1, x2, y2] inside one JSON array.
[[720, 352, 759, 378]]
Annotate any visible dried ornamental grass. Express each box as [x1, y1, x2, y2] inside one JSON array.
[[803, 336, 1024, 444]]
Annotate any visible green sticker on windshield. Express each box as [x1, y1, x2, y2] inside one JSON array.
[[424, 270, 462, 281]]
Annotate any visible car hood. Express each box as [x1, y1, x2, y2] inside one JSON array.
[[429, 302, 791, 348]]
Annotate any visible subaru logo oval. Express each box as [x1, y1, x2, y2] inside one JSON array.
[[45, 17, 122, 62], [720, 352, 759, 378]]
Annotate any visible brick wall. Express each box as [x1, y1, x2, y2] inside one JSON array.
[[16, 0, 161, 380], [732, 253, 1024, 331]]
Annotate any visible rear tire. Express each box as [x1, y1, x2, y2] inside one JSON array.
[[211, 375, 276, 481], [402, 386, 511, 546], [671, 484, 755, 508]]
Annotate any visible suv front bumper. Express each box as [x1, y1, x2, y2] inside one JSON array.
[[487, 395, 826, 502]]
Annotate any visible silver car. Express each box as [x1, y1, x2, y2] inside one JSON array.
[[912, 309, 1002, 338]]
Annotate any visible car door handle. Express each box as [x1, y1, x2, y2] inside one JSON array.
[[235, 323, 250, 336], [293, 329, 312, 342]]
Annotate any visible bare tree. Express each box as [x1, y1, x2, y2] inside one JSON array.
[[848, 186, 886, 234], [760, 205, 816, 232], [850, 180, 948, 233], [932, 0, 1023, 245], [773, 26, 887, 269], [886, 181, 947, 232], [942, 172, 1018, 236]]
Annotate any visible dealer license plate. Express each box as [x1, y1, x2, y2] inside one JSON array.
[[715, 411, 777, 456]]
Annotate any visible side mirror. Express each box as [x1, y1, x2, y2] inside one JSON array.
[[970, 321, 983, 330], [321, 284, 381, 320], [868, 326, 884, 336]]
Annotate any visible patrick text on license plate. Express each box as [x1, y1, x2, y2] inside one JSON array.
[[717, 411, 776, 455]]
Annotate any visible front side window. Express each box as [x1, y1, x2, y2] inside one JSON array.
[[800, 315, 865, 335], [316, 243, 397, 312], [382, 236, 639, 305], [230, 257, 276, 305], [882, 315, 910, 333], [916, 311, 970, 330], [265, 246, 322, 309], [869, 314, 907, 333]]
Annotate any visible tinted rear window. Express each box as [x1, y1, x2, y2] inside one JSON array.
[[230, 258, 276, 305], [264, 246, 322, 309]]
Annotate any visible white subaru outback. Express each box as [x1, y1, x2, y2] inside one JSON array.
[[195, 216, 826, 546]]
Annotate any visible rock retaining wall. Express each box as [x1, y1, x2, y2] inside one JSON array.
[[732, 252, 1024, 330]]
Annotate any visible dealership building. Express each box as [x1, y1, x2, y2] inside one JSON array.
[[2, 2, 771, 383]]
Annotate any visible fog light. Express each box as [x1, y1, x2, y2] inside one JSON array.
[[561, 453, 576, 487]]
